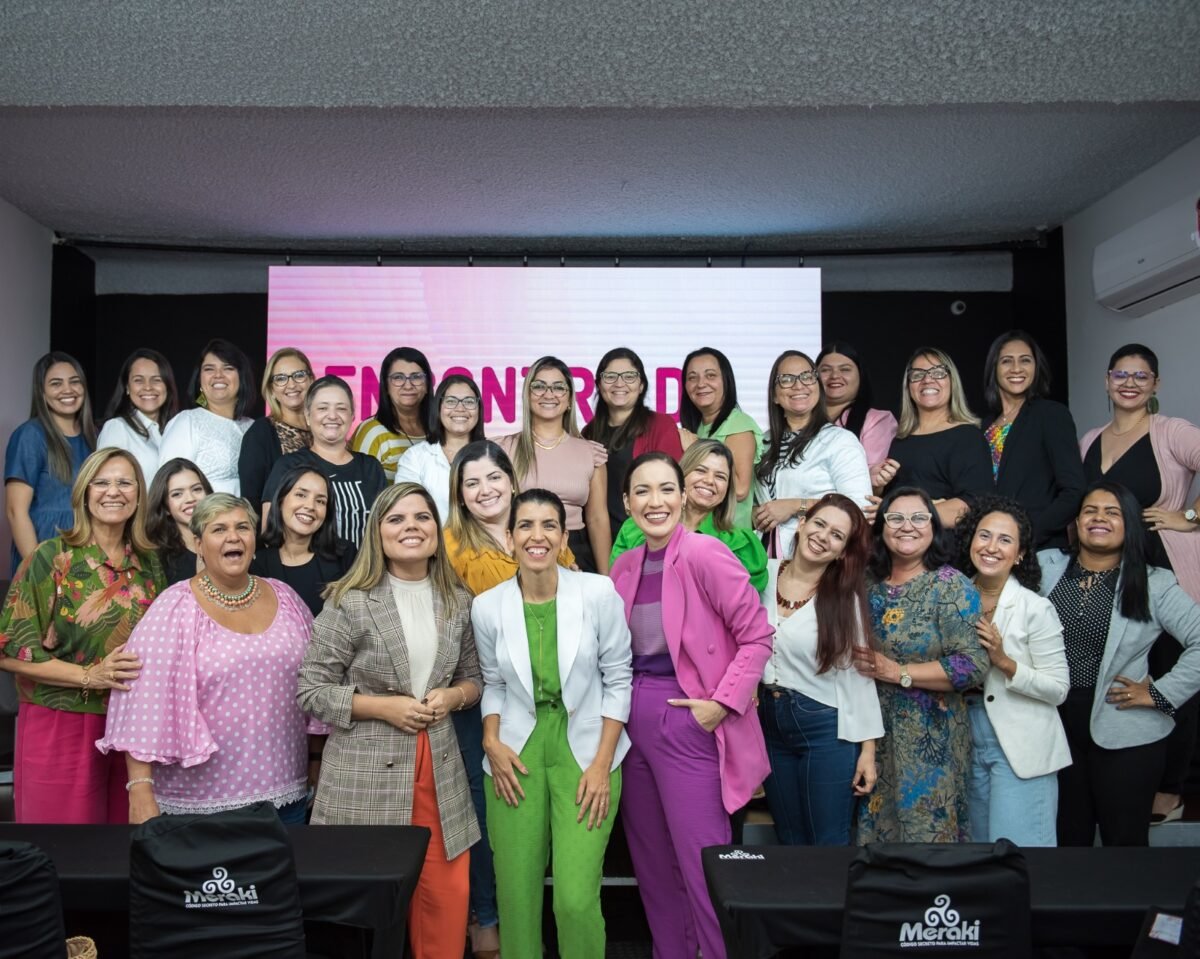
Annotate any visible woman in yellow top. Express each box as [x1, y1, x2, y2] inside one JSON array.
[[443, 439, 574, 958]]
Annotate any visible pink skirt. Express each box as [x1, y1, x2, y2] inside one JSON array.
[[15, 702, 127, 824]]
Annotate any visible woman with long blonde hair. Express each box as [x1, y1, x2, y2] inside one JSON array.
[[299, 482, 482, 959]]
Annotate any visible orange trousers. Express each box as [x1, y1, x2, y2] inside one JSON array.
[[408, 729, 470, 959]]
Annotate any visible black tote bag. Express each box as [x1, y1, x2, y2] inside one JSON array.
[[0, 841, 68, 959]]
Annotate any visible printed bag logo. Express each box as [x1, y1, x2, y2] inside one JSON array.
[[183, 867, 260, 909], [898, 894, 980, 948], [717, 849, 765, 861]]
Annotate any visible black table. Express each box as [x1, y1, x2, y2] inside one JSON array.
[[704, 845, 1200, 959], [0, 824, 429, 959]]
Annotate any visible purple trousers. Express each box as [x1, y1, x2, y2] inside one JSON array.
[[622, 674, 730, 959]]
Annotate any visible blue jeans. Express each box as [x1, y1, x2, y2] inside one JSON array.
[[966, 697, 1058, 847], [759, 687, 859, 846], [276, 798, 308, 824], [454, 703, 498, 928]]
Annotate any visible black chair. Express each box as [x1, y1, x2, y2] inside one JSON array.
[[0, 841, 69, 959]]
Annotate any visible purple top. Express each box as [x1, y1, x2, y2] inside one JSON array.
[[97, 578, 327, 814], [629, 547, 674, 676]]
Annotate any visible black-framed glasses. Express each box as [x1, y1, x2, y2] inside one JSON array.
[[442, 396, 479, 411], [1107, 369, 1155, 386], [776, 371, 817, 388], [388, 372, 428, 386], [271, 370, 312, 387], [883, 511, 932, 529], [907, 366, 950, 383], [600, 370, 641, 385], [530, 380, 570, 397]]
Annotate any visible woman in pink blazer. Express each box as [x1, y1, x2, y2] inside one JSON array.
[[609, 451, 773, 959]]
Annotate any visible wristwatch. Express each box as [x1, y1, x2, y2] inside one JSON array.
[[899, 665, 913, 689], [1185, 509, 1199, 526]]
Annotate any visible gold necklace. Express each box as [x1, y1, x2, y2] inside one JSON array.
[[533, 432, 566, 451], [524, 599, 555, 701]]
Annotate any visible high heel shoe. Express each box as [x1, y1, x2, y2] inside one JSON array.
[[468, 920, 500, 959]]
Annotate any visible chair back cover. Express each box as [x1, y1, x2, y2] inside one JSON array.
[[840, 841, 1031, 959], [0, 841, 67, 959], [130, 801, 306, 959]]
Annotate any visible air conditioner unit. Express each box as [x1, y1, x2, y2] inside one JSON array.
[[1093, 194, 1200, 317]]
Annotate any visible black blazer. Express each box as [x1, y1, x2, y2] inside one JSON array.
[[988, 398, 1085, 551]]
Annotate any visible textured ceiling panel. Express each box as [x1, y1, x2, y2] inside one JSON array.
[[1, 1, 1198, 108]]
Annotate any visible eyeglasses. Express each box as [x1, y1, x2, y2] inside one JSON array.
[[530, 380, 570, 397], [271, 370, 311, 387], [907, 366, 950, 383], [442, 396, 479, 411], [1107, 369, 1155, 386], [883, 511, 932, 529], [90, 479, 137, 492], [600, 371, 641, 385], [776, 371, 817, 388], [387, 372, 428, 386]]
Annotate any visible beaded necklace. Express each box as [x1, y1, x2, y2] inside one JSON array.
[[199, 573, 260, 610]]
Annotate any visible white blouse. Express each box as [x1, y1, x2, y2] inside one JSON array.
[[97, 410, 163, 485], [389, 574, 437, 699], [762, 560, 884, 743], [393, 441, 453, 523], [157, 408, 252, 495], [756, 423, 871, 560]]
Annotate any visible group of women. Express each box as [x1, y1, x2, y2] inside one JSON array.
[[3, 329, 1200, 959]]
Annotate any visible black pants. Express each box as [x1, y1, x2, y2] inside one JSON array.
[[1057, 688, 1167, 847], [1149, 632, 1200, 795], [567, 527, 597, 573]]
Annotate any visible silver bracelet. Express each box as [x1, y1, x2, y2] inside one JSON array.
[[126, 777, 154, 792]]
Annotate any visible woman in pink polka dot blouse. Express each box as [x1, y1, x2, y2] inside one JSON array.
[[97, 492, 328, 825]]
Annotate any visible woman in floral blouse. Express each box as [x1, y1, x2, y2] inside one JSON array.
[[852, 485, 989, 843], [0, 447, 164, 823]]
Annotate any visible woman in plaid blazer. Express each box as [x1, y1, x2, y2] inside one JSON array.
[[299, 482, 483, 959]]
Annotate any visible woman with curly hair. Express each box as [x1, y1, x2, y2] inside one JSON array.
[[955, 495, 1070, 846]]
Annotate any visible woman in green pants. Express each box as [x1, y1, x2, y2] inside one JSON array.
[[471, 488, 633, 958]]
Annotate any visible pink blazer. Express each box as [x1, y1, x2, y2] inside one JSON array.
[[835, 407, 898, 471], [610, 525, 773, 812], [1081, 415, 1200, 602]]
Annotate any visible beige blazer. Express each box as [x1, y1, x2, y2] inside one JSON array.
[[298, 578, 482, 859]]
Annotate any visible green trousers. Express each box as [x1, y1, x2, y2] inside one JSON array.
[[484, 702, 621, 959]]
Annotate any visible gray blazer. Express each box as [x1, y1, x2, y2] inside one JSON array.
[[1039, 549, 1200, 750], [297, 579, 482, 859]]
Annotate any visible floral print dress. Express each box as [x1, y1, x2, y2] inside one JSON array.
[[858, 565, 988, 843]]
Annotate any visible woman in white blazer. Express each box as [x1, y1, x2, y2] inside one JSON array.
[[955, 495, 1070, 846], [1039, 480, 1200, 847], [472, 488, 632, 959]]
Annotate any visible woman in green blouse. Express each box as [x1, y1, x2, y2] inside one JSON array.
[[0, 447, 165, 823], [611, 439, 768, 593]]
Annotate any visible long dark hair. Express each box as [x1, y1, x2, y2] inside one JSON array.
[[260, 463, 344, 561], [1070, 479, 1151, 623], [103, 348, 179, 438], [756, 350, 829, 489], [427, 374, 485, 446], [982, 330, 1051, 415], [146, 458, 213, 559], [797, 493, 874, 673], [186, 338, 256, 418], [679, 347, 739, 435], [867, 485, 953, 579], [815, 342, 875, 438], [376, 347, 435, 435], [955, 494, 1042, 592], [582, 347, 652, 450], [29, 351, 96, 483]]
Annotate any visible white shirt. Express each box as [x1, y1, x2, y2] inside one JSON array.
[[761, 560, 884, 743], [157, 408, 252, 495], [389, 574, 438, 699], [97, 410, 163, 485], [393, 441, 453, 523], [756, 424, 871, 560]]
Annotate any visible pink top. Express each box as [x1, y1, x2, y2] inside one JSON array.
[[1080, 415, 1200, 602], [834, 407, 898, 471], [500, 433, 595, 531], [97, 578, 327, 814]]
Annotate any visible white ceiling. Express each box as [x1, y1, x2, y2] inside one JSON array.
[[0, 1, 1198, 253]]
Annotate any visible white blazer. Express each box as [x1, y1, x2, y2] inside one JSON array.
[[471, 567, 632, 774], [982, 575, 1071, 779]]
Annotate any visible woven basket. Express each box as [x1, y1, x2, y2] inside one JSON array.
[[66, 936, 97, 959]]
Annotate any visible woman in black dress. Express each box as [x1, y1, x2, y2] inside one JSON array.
[[980, 330, 1085, 550]]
